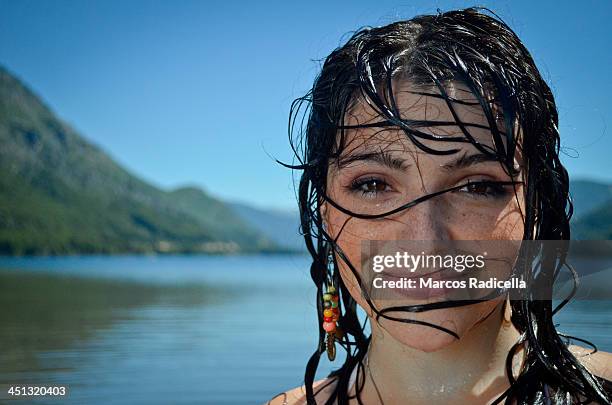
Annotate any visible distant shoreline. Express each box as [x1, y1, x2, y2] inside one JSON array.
[[0, 249, 309, 258]]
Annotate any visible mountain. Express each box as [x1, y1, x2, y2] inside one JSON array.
[[570, 180, 612, 240], [0, 65, 282, 255], [569, 179, 612, 220], [168, 187, 292, 250], [228, 202, 305, 252], [572, 201, 612, 240]]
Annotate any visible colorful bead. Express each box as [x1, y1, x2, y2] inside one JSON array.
[[322, 286, 341, 337], [323, 321, 336, 332], [322, 285, 341, 361]]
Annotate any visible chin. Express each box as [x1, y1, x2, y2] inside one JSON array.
[[383, 322, 461, 352], [374, 302, 499, 352]]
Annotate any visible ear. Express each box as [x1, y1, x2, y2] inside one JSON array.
[[320, 200, 329, 233]]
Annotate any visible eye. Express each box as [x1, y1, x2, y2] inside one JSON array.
[[349, 177, 391, 198], [455, 179, 509, 199]]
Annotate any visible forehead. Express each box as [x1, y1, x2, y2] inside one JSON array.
[[337, 80, 509, 156]]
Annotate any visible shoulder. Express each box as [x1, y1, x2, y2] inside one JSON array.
[[569, 344, 612, 381], [264, 377, 339, 405]]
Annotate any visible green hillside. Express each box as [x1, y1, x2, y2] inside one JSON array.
[[569, 180, 612, 240], [0, 66, 279, 255], [572, 201, 612, 240], [569, 179, 612, 219]]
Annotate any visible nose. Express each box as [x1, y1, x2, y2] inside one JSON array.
[[393, 198, 451, 241]]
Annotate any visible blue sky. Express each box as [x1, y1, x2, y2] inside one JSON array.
[[0, 0, 610, 210]]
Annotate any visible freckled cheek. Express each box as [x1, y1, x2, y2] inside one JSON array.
[[326, 217, 378, 277], [441, 195, 525, 239], [446, 211, 502, 239], [493, 210, 525, 239]]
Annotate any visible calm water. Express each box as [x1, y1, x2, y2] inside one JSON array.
[[0, 255, 610, 404]]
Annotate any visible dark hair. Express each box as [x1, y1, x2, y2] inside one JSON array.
[[282, 7, 611, 404]]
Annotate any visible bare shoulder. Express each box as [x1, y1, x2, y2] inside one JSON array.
[[264, 377, 339, 405], [569, 344, 612, 381]]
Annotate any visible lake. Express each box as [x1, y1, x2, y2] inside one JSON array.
[[0, 255, 610, 404]]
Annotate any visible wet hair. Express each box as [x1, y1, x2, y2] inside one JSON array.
[[281, 7, 611, 405]]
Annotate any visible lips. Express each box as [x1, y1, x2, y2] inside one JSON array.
[[373, 267, 469, 300], [383, 265, 466, 282]]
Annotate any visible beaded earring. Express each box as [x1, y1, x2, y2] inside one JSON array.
[[322, 283, 341, 360]]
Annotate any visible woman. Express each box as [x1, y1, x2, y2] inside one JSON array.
[[269, 7, 612, 405]]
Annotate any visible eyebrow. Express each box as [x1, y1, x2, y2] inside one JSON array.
[[335, 151, 502, 172], [441, 153, 501, 171], [336, 150, 410, 171]]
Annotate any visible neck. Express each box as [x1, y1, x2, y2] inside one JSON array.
[[357, 301, 522, 404]]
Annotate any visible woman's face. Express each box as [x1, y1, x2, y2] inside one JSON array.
[[322, 81, 526, 352]]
